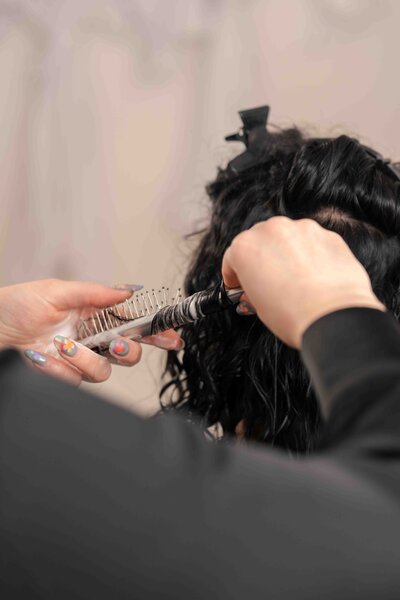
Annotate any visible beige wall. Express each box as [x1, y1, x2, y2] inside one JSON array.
[[1, 0, 399, 412]]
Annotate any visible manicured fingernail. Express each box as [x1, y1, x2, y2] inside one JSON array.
[[236, 301, 256, 316], [112, 284, 144, 292], [109, 339, 130, 357], [54, 335, 78, 357], [24, 349, 48, 366], [145, 335, 184, 350]]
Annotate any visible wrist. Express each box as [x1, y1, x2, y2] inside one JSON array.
[[299, 293, 386, 348]]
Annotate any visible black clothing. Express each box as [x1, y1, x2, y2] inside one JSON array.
[[1, 307, 400, 599]]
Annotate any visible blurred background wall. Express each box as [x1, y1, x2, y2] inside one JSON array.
[[1, 0, 399, 413]]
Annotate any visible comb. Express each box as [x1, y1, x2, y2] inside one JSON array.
[[77, 283, 243, 354], [77, 287, 181, 340]]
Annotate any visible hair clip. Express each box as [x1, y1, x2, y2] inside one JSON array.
[[225, 108, 400, 182], [225, 105, 270, 175], [361, 144, 400, 183]]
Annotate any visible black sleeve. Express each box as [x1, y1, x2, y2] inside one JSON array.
[[1, 307, 400, 600]]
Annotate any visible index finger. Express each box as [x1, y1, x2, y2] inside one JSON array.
[[221, 245, 242, 290]]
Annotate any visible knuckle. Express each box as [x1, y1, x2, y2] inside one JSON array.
[[268, 215, 290, 226], [266, 216, 293, 239], [266, 215, 291, 228], [92, 358, 112, 382], [229, 234, 249, 258], [231, 230, 247, 246], [295, 217, 318, 231], [299, 217, 315, 227], [251, 221, 270, 235], [260, 216, 292, 237]]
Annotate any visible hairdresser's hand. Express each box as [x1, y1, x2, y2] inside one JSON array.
[[0, 279, 183, 385], [222, 217, 386, 349]]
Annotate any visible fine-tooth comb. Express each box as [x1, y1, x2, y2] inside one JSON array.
[[77, 282, 243, 355]]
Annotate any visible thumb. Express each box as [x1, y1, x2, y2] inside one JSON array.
[[45, 280, 142, 311]]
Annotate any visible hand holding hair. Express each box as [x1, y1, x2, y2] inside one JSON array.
[[222, 216, 386, 349], [0, 279, 183, 386]]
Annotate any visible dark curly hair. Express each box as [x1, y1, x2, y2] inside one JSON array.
[[160, 129, 400, 454]]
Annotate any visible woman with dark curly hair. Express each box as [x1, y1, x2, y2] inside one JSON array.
[[161, 106, 400, 453]]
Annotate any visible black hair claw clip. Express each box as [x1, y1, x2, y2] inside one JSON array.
[[225, 105, 270, 175]]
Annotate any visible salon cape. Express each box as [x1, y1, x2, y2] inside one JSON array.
[[0, 307, 399, 599]]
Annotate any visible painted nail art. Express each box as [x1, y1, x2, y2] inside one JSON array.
[[109, 339, 130, 357], [24, 349, 48, 367], [236, 301, 256, 316], [112, 284, 144, 292], [54, 335, 78, 357]]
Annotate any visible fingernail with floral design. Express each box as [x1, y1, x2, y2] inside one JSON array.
[[236, 301, 256, 316], [54, 335, 78, 357], [109, 339, 130, 357], [24, 349, 48, 367]]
